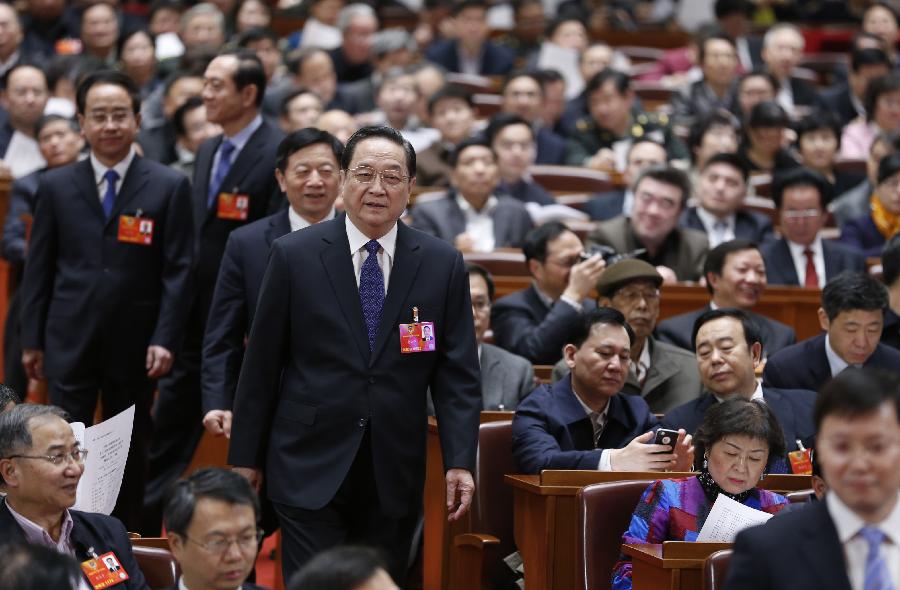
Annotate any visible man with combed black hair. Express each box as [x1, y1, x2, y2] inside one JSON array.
[[164, 468, 265, 590], [763, 272, 900, 392], [288, 546, 397, 590], [0, 543, 82, 590], [881, 234, 900, 350], [725, 368, 900, 590], [512, 308, 694, 474], [660, 308, 815, 469], [657, 240, 795, 356]]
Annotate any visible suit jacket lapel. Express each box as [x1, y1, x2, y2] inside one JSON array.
[[822, 240, 841, 282], [491, 202, 511, 247], [772, 238, 800, 284], [479, 345, 503, 408], [555, 377, 595, 449], [106, 156, 150, 227], [73, 159, 105, 222], [445, 194, 466, 239], [212, 123, 270, 215], [194, 136, 220, 225], [642, 338, 678, 395], [266, 210, 291, 246], [798, 502, 853, 590], [320, 219, 370, 362], [370, 222, 422, 366]]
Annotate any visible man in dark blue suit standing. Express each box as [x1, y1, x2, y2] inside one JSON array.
[[143, 49, 284, 535], [20, 70, 194, 531], [512, 308, 694, 474], [661, 308, 816, 468], [201, 128, 343, 438], [228, 126, 482, 583], [763, 272, 900, 392]]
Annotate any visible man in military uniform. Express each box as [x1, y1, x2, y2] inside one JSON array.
[[565, 69, 688, 171]]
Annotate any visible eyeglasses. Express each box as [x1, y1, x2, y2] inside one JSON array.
[[185, 530, 264, 555], [635, 191, 679, 212], [782, 208, 821, 220], [85, 111, 133, 126], [613, 288, 660, 304], [6, 448, 89, 466], [347, 166, 409, 186]]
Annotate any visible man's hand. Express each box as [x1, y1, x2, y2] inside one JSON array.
[[203, 410, 233, 438], [655, 265, 678, 284], [446, 468, 475, 522], [22, 349, 44, 380], [146, 345, 173, 378], [609, 431, 682, 472], [562, 254, 607, 302], [454, 233, 476, 253], [586, 148, 616, 171], [233, 467, 263, 493], [672, 430, 695, 472]]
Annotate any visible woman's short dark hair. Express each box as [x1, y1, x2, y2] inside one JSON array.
[[568, 307, 635, 349], [275, 128, 343, 173], [794, 110, 842, 151], [688, 111, 739, 163], [815, 368, 900, 430], [691, 307, 762, 351], [466, 263, 495, 300], [694, 398, 787, 473], [522, 221, 572, 263], [341, 125, 416, 175], [117, 28, 155, 66], [747, 100, 789, 129], [163, 468, 260, 538], [287, 545, 390, 590], [821, 272, 888, 321], [865, 73, 900, 123]]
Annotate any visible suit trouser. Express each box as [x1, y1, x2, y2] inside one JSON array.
[[49, 376, 154, 532], [141, 305, 205, 536], [273, 429, 420, 587], [3, 290, 28, 399]]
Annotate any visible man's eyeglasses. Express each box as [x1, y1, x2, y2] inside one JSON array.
[[6, 449, 89, 466], [185, 530, 264, 554], [613, 288, 660, 304], [347, 166, 409, 186], [782, 208, 821, 220]]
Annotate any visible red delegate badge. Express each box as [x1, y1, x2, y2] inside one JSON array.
[[80, 551, 129, 589], [118, 214, 153, 245], [217, 192, 250, 220]]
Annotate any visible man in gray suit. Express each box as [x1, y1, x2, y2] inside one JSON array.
[[552, 259, 702, 413], [410, 137, 533, 252], [468, 264, 534, 410]]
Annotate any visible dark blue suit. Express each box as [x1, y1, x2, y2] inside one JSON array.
[[0, 504, 148, 590], [660, 388, 817, 462], [20, 155, 193, 530], [228, 218, 481, 579], [763, 332, 900, 392], [760, 237, 866, 286], [201, 209, 292, 414], [511, 375, 658, 474], [498, 179, 554, 205], [535, 127, 566, 165], [424, 39, 515, 76], [584, 189, 626, 221], [725, 500, 852, 590], [491, 284, 596, 365], [839, 214, 887, 258], [144, 119, 284, 535], [679, 206, 774, 245], [656, 305, 796, 358]]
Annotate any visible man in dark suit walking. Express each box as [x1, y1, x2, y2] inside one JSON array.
[[143, 49, 284, 535], [661, 308, 816, 469], [202, 128, 343, 438], [763, 272, 900, 392], [228, 126, 482, 583], [761, 167, 866, 287], [657, 240, 796, 357], [725, 368, 900, 590], [20, 70, 194, 530]]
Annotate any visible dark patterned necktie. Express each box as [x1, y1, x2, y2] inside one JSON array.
[[359, 240, 384, 351], [208, 140, 235, 207]]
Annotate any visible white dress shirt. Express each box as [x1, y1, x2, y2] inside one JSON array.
[[288, 206, 336, 232], [827, 491, 900, 590], [621, 189, 635, 217], [179, 575, 243, 590], [695, 207, 736, 248], [713, 379, 765, 403], [456, 193, 498, 252], [346, 216, 397, 292], [5, 130, 46, 178], [633, 338, 651, 385], [91, 146, 137, 202], [786, 235, 826, 288], [825, 335, 852, 376]]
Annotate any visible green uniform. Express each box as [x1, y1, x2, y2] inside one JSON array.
[[564, 111, 689, 167]]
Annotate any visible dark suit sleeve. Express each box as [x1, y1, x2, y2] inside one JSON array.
[[430, 250, 482, 472], [1, 178, 33, 264], [150, 174, 194, 351], [20, 175, 57, 350], [228, 240, 292, 468], [723, 527, 770, 590], [491, 298, 583, 364], [409, 202, 445, 240], [201, 231, 248, 413], [761, 355, 789, 389]]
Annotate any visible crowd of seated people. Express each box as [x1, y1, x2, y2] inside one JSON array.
[[1, 0, 900, 587]]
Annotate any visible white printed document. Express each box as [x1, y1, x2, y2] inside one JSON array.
[[70, 405, 135, 515], [697, 494, 773, 542]]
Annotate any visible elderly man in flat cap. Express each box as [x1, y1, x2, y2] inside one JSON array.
[[553, 258, 702, 413]]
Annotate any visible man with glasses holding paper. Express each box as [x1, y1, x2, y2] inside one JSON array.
[[0, 404, 148, 589], [228, 126, 481, 584], [761, 167, 866, 287]]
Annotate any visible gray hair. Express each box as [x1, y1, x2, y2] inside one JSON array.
[[181, 3, 225, 33], [338, 3, 377, 32], [0, 404, 69, 459], [762, 23, 804, 50], [376, 66, 419, 96], [0, 384, 18, 410]]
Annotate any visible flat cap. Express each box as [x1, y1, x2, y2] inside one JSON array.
[[595, 259, 663, 297]]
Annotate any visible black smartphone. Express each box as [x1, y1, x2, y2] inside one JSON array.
[[653, 428, 680, 453]]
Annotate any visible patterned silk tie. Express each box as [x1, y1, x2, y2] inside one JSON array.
[[359, 240, 385, 351], [804, 248, 819, 288], [207, 140, 236, 207], [859, 526, 894, 590], [101, 169, 119, 219]]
